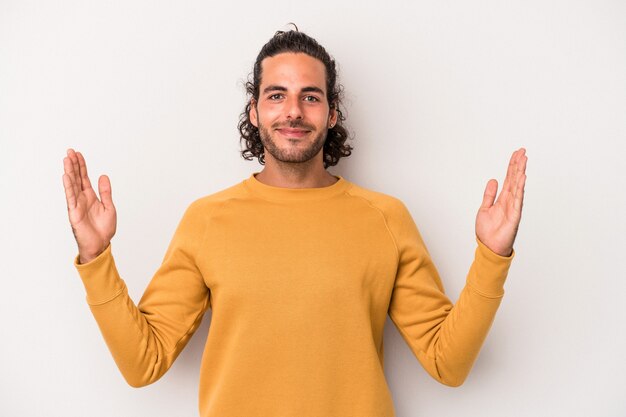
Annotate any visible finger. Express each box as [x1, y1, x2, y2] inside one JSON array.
[[65, 148, 80, 198], [513, 153, 528, 212], [480, 179, 498, 210], [98, 175, 114, 211], [72, 149, 85, 191], [511, 151, 527, 196], [76, 151, 93, 191], [502, 149, 520, 196], [63, 156, 73, 179], [518, 151, 528, 176], [67, 148, 81, 196], [62, 170, 77, 211], [514, 173, 527, 214]]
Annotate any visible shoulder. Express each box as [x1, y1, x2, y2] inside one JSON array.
[[345, 181, 421, 244], [182, 180, 247, 219], [345, 181, 411, 218], [346, 181, 427, 252]]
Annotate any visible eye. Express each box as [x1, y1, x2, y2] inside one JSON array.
[[268, 93, 284, 100], [303, 95, 320, 102]]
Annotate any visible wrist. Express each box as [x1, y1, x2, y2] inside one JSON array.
[[475, 236, 513, 257], [78, 253, 98, 264], [78, 245, 108, 265], [491, 246, 513, 257]]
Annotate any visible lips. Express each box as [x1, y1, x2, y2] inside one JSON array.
[[276, 128, 310, 138]]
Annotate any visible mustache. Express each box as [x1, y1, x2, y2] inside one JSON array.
[[271, 120, 315, 130]]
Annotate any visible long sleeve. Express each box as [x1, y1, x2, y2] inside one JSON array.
[[387, 201, 514, 387], [73, 201, 211, 388], [71, 174, 516, 416]]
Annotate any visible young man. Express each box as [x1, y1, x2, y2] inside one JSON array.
[[62, 29, 527, 417]]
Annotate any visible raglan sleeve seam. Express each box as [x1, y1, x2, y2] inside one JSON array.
[[345, 191, 401, 264], [377, 197, 448, 362], [346, 192, 439, 362]]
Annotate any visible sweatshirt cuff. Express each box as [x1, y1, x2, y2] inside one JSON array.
[[466, 236, 515, 297], [73, 243, 126, 305]]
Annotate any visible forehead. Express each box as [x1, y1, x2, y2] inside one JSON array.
[[259, 52, 327, 92]]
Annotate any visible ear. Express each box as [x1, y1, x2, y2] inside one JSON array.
[[249, 99, 258, 128], [328, 103, 338, 128]]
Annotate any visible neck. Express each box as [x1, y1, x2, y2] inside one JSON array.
[[255, 156, 337, 189]]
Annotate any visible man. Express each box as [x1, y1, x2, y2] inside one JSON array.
[[62, 28, 527, 417]]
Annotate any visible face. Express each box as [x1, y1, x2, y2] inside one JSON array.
[[249, 52, 337, 166]]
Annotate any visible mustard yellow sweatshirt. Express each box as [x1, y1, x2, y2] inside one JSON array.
[[74, 172, 515, 417]]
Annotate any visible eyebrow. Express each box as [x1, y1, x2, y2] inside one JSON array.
[[262, 85, 325, 95]]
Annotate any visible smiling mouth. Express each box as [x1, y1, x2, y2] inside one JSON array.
[[276, 128, 310, 138]]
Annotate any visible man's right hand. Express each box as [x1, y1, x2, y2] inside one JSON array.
[[62, 149, 117, 264]]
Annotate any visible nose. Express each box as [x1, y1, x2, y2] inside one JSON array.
[[285, 95, 303, 120]]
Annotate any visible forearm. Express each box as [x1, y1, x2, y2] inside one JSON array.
[[75, 245, 179, 387], [422, 238, 514, 386], [422, 284, 504, 386]]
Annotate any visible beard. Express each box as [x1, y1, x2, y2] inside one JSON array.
[[258, 119, 327, 165]]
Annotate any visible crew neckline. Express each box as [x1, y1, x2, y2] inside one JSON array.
[[243, 172, 352, 202]]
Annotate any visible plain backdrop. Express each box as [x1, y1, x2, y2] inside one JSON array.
[[1, 1, 625, 416]]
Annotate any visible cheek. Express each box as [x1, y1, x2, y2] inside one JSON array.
[[256, 105, 282, 124], [310, 109, 330, 125]]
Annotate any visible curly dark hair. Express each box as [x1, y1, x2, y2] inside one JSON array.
[[238, 25, 353, 169]]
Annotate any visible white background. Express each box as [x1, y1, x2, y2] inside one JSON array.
[[1, 1, 625, 416]]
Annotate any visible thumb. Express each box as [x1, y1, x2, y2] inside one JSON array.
[[98, 175, 114, 210], [480, 179, 498, 209]]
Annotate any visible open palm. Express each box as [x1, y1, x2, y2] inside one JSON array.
[[62, 149, 117, 263], [475, 148, 528, 257]]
